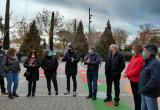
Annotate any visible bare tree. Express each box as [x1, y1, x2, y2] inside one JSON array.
[[35, 9, 64, 37], [113, 28, 129, 49], [86, 28, 102, 46], [139, 23, 154, 33], [15, 17, 29, 37], [57, 29, 73, 51], [139, 23, 155, 45]]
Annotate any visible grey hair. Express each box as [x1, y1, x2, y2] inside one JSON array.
[[109, 44, 119, 50]]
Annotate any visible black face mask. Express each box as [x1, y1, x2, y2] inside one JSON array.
[[68, 49, 72, 54]]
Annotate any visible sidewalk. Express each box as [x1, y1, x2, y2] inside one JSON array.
[[0, 62, 94, 110], [0, 62, 159, 110]]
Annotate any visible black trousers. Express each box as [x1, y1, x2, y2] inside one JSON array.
[[106, 75, 121, 102], [0, 75, 6, 93], [66, 74, 77, 92], [28, 81, 36, 94], [44, 72, 58, 93], [130, 81, 141, 110]]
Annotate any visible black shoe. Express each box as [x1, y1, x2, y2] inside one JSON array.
[[48, 92, 52, 95], [13, 92, 19, 97], [104, 98, 112, 102], [1, 91, 8, 95], [86, 95, 92, 99], [32, 93, 35, 97], [64, 91, 70, 95], [92, 96, 97, 100], [114, 101, 119, 106], [8, 93, 14, 99], [55, 92, 58, 95], [26, 93, 31, 97]]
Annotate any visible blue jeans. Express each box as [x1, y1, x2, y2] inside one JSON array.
[[87, 71, 98, 96], [6, 72, 19, 94], [141, 95, 158, 110]]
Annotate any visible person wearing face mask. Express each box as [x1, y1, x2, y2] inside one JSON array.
[[41, 50, 59, 95], [124, 44, 145, 110], [84, 46, 100, 100], [61, 43, 80, 97], [104, 44, 125, 106], [0, 43, 8, 95], [139, 44, 160, 110], [2, 48, 21, 99], [24, 51, 41, 97]]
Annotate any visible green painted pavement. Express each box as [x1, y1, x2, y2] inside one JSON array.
[[79, 72, 133, 110]]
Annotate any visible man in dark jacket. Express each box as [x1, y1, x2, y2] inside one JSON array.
[[84, 46, 100, 100], [0, 44, 7, 95], [61, 44, 80, 97], [104, 44, 125, 106], [42, 50, 59, 95], [140, 44, 160, 110]]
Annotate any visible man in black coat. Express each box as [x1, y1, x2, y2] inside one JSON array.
[[104, 44, 125, 106], [0, 44, 7, 95], [140, 44, 160, 110], [61, 44, 80, 97]]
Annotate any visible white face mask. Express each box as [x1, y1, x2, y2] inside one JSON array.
[[88, 49, 94, 54]]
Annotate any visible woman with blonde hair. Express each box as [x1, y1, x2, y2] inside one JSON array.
[[2, 48, 21, 99]]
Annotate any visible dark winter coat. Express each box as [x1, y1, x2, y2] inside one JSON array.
[[105, 52, 125, 76], [62, 51, 80, 75], [24, 58, 41, 81], [84, 52, 100, 73], [0, 50, 6, 77], [2, 56, 20, 73], [139, 57, 160, 98], [41, 56, 59, 74]]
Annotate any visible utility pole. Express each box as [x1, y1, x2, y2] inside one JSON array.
[[89, 8, 92, 33]]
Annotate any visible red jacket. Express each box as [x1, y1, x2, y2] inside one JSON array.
[[125, 54, 145, 83]]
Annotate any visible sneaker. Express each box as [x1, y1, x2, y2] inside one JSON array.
[[73, 91, 77, 97], [92, 96, 97, 100], [86, 95, 92, 99], [64, 91, 70, 95], [8, 93, 14, 99], [104, 98, 112, 102], [13, 92, 19, 97], [114, 101, 119, 106]]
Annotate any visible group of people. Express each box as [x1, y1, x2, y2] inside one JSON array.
[[0, 43, 159, 110], [104, 44, 160, 110]]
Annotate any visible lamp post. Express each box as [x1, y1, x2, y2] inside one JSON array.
[[89, 8, 92, 33]]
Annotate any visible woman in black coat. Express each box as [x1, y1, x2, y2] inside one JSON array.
[[24, 51, 41, 97], [41, 50, 59, 95]]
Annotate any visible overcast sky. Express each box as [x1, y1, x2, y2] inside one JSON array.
[[1, 0, 160, 41]]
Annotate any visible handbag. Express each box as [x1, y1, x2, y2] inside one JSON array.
[[24, 71, 31, 77]]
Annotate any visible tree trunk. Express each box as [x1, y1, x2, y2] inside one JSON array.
[[3, 0, 10, 50]]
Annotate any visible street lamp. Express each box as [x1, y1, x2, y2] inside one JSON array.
[[89, 8, 92, 33]]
